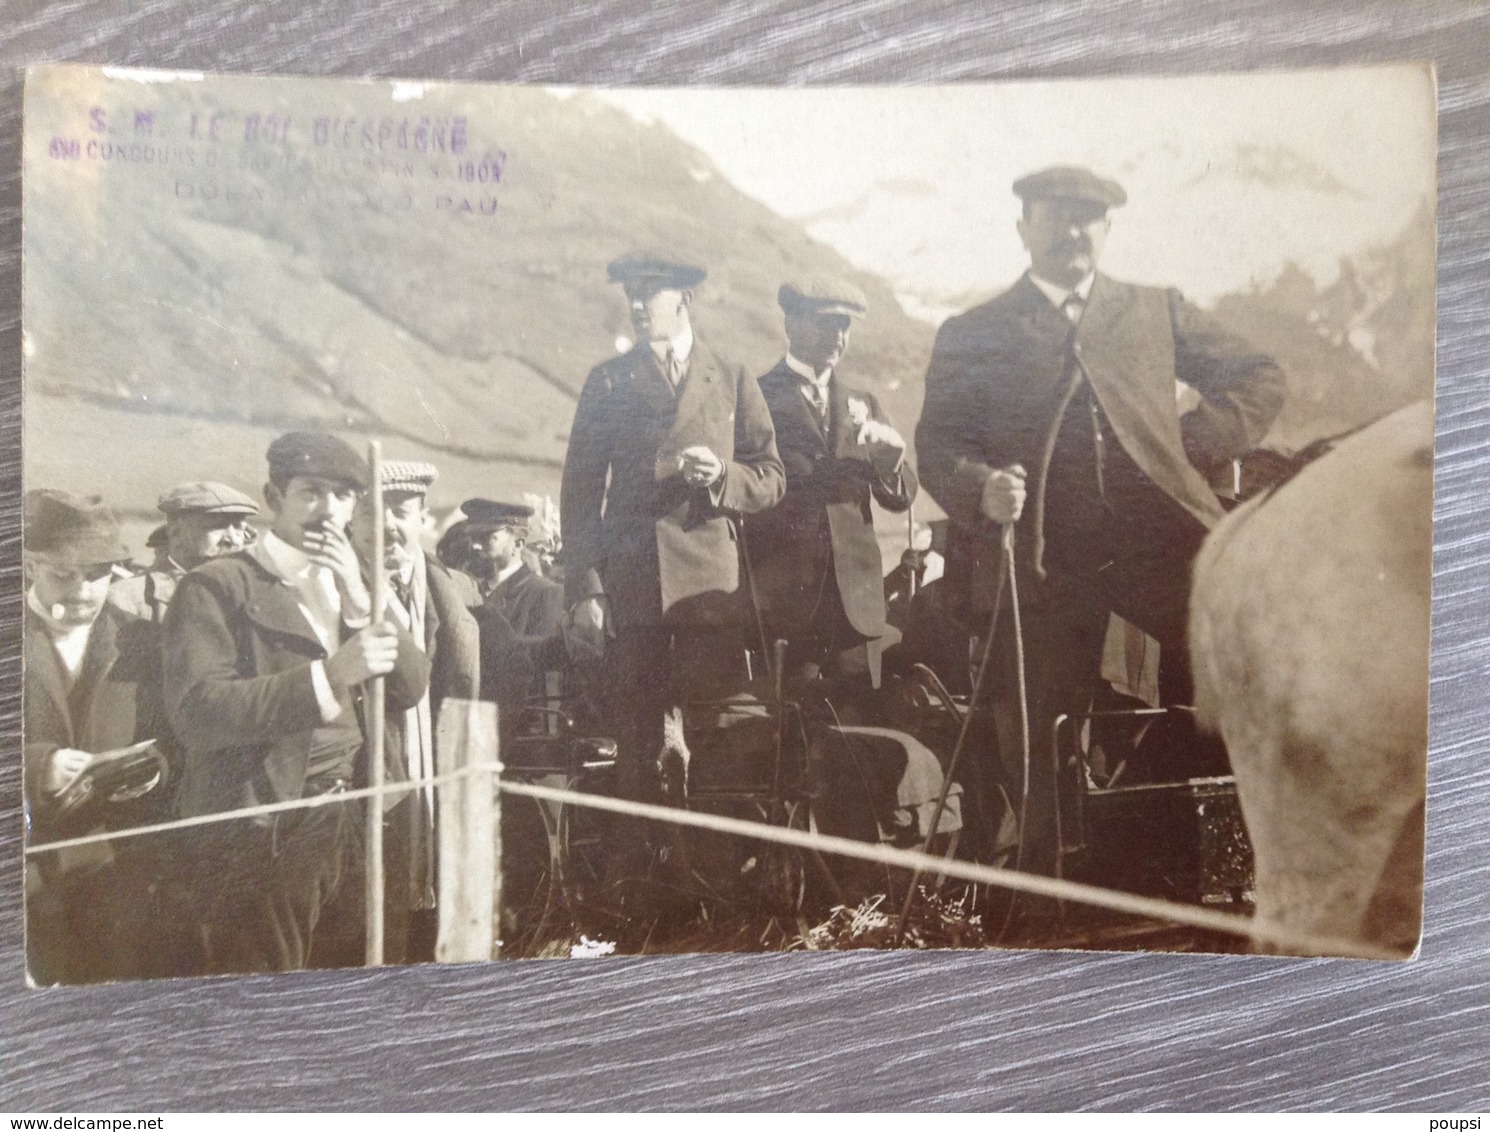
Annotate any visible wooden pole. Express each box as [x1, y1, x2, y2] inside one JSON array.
[[364, 439, 387, 968]]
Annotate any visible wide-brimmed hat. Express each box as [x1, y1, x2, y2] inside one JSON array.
[[25, 489, 130, 567]]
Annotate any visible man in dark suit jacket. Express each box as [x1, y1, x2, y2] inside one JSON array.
[[163, 433, 429, 973], [457, 498, 565, 723], [745, 277, 917, 704], [561, 251, 785, 842], [916, 166, 1285, 876], [23, 490, 176, 984]]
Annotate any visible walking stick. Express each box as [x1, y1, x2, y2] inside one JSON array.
[[893, 522, 1023, 943], [364, 439, 387, 967]]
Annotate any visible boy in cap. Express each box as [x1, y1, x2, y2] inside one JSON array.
[[162, 432, 429, 973], [22, 490, 175, 982], [561, 251, 784, 867], [745, 276, 917, 706], [916, 164, 1285, 880], [111, 480, 258, 623]]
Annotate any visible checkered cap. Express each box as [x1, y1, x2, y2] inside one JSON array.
[[381, 460, 439, 496]]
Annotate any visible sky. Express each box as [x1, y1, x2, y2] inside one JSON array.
[[598, 66, 1434, 321]]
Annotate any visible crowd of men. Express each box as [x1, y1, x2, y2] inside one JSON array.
[[22, 164, 1285, 981]]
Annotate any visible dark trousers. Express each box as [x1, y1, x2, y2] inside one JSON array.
[[605, 625, 746, 867], [196, 798, 360, 975], [984, 519, 1202, 878], [26, 830, 202, 985], [308, 798, 435, 968]]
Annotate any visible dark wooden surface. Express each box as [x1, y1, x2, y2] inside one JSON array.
[[2, 0, 1487, 1112]]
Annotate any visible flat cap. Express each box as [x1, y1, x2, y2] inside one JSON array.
[[606, 251, 707, 289], [158, 480, 259, 517], [461, 497, 533, 532], [266, 432, 369, 490], [380, 460, 439, 497], [25, 489, 130, 567], [1012, 165, 1126, 209], [778, 276, 869, 319]]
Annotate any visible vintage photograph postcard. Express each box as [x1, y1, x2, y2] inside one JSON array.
[[19, 63, 1435, 983]]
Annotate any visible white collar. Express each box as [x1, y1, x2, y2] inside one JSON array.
[[648, 324, 694, 365], [255, 529, 320, 585], [784, 353, 832, 389], [1028, 271, 1095, 310]]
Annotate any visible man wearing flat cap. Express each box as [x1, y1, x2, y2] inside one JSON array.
[[916, 165, 1285, 877], [111, 480, 258, 623], [333, 460, 480, 964], [459, 497, 565, 725], [22, 490, 176, 983], [562, 251, 784, 857], [745, 277, 917, 703], [162, 432, 430, 973]]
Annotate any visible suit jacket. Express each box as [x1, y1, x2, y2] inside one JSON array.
[[422, 554, 482, 731], [163, 548, 429, 819], [561, 337, 786, 628], [483, 563, 564, 647], [24, 602, 172, 839], [745, 360, 918, 639], [916, 273, 1285, 614]]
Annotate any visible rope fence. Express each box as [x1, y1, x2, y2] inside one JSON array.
[[23, 761, 1397, 961]]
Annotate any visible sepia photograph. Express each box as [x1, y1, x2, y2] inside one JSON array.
[[19, 61, 1435, 984]]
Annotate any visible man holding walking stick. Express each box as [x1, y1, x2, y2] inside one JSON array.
[[916, 166, 1284, 885], [163, 432, 429, 974]]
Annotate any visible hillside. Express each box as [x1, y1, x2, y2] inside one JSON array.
[[24, 74, 1432, 559], [23, 78, 934, 530]]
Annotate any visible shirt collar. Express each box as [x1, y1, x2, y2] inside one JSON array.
[[648, 324, 694, 366], [784, 353, 832, 389], [256, 529, 317, 585], [1027, 270, 1095, 310]]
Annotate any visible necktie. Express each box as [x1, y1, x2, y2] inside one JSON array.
[[1062, 291, 1085, 325], [804, 379, 828, 423], [665, 347, 685, 389]]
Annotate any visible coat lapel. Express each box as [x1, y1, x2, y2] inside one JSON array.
[[627, 344, 680, 419], [241, 544, 332, 653], [25, 608, 77, 748], [668, 341, 721, 451], [1073, 273, 1130, 354], [67, 605, 121, 722], [828, 374, 860, 460], [421, 555, 443, 653], [763, 362, 829, 453]]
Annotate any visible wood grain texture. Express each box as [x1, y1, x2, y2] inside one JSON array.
[[2, 0, 1487, 1112]]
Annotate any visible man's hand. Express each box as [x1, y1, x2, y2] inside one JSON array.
[[980, 463, 1027, 524], [857, 419, 907, 477], [324, 621, 400, 690], [42, 748, 95, 799], [303, 522, 371, 613], [565, 596, 610, 661], [678, 445, 724, 488]]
